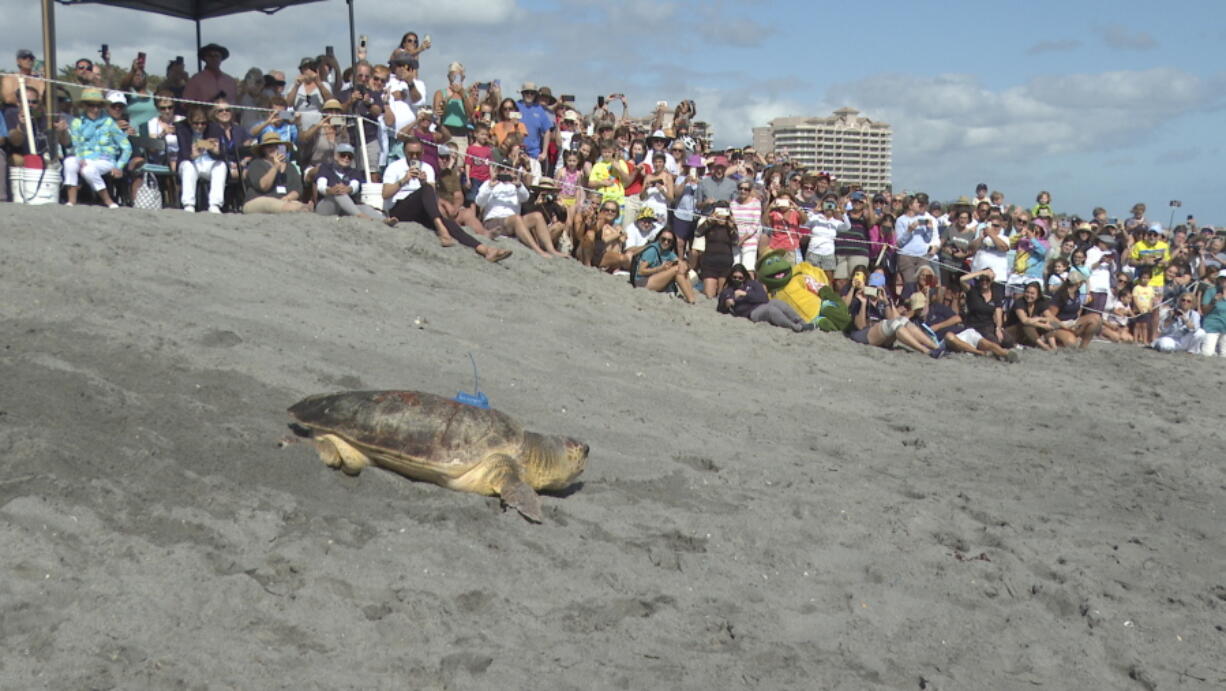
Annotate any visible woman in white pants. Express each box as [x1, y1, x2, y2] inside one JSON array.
[[63, 89, 131, 208], [174, 107, 226, 213]]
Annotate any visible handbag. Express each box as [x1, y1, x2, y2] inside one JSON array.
[[133, 171, 163, 210]]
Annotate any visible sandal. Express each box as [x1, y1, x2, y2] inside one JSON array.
[[484, 248, 512, 263]]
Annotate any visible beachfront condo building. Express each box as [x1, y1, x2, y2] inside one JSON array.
[[752, 108, 892, 192]]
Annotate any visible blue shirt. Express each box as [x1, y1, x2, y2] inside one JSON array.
[[515, 100, 553, 158], [1202, 286, 1226, 333]]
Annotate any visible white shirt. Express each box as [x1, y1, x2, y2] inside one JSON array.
[[1085, 246, 1113, 294], [382, 158, 436, 207], [388, 76, 426, 108], [970, 225, 1010, 278], [387, 100, 415, 137], [474, 180, 528, 221], [805, 212, 849, 258]]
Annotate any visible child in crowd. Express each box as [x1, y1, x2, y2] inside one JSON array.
[[1131, 268, 1156, 345], [464, 122, 493, 203], [1101, 288, 1136, 343]]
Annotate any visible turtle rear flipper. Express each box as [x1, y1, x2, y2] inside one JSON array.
[[451, 454, 543, 523]]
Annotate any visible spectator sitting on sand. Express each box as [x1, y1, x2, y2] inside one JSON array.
[[241, 131, 309, 214], [717, 264, 815, 332], [631, 229, 697, 303], [1153, 292, 1205, 354], [382, 139, 511, 262], [846, 285, 943, 356], [313, 143, 381, 220], [475, 167, 564, 258], [953, 268, 1016, 359]]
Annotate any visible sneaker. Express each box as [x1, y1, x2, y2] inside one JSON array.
[[107, 203, 120, 209], [928, 343, 948, 359], [208, 206, 222, 214], [183, 206, 195, 213]]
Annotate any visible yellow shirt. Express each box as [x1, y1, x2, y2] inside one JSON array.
[[1132, 284, 1156, 313], [590, 159, 626, 205], [1129, 240, 1170, 288]]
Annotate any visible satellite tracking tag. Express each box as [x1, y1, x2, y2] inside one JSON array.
[[454, 353, 490, 409]]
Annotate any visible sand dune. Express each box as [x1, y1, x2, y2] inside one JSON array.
[[1, 204, 1224, 689]]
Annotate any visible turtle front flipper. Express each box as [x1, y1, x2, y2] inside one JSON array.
[[313, 434, 372, 476], [450, 453, 543, 523]]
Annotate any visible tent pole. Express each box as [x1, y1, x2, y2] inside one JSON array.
[[195, 18, 203, 72], [41, 0, 57, 153], [347, 0, 357, 71]]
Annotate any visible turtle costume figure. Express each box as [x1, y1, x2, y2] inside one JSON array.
[[285, 390, 590, 522], [756, 249, 851, 332]]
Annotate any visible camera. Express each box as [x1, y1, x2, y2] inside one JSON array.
[[496, 172, 513, 183], [325, 45, 334, 58]]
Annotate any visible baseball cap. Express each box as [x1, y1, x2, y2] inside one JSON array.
[[709, 155, 729, 168], [105, 91, 127, 106], [1147, 223, 1165, 235], [436, 144, 453, 157], [850, 191, 866, 201], [1218, 269, 1226, 278], [1096, 233, 1114, 244], [335, 143, 355, 155], [17, 49, 35, 60], [390, 55, 418, 68]]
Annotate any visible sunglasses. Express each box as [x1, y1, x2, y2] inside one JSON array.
[[738, 187, 751, 192], [108, 103, 124, 108], [337, 152, 354, 158], [214, 108, 231, 114], [660, 238, 675, 244], [405, 150, 422, 157], [76, 65, 90, 70], [158, 105, 174, 111]]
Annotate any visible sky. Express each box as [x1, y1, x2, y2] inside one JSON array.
[[3, 0, 1225, 223]]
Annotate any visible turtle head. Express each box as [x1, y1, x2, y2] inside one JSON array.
[[520, 432, 588, 492]]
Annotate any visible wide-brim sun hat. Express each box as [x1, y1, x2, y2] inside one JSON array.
[[258, 131, 289, 147], [198, 43, 230, 61], [78, 88, 107, 105]]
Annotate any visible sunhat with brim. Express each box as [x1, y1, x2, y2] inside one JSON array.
[[531, 178, 561, 191], [78, 88, 107, 105], [198, 43, 230, 61], [647, 129, 672, 144], [258, 131, 289, 147], [321, 99, 344, 111]]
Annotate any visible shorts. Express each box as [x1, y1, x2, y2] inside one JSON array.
[[847, 326, 871, 345], [879, 316, 909, 339], [955, 327, 983, 349], [834, 254, 869, 280], [671, 216, 697, 241], [484, 216, 515, 237], [807, 253, 836, 271], [733, 246, 758, 272]]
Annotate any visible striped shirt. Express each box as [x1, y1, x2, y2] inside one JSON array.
[[730, 198, 762, 251]]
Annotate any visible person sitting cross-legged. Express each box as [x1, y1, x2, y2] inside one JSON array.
[[241, 131, 310, 214], [314, 143, 381, 220]]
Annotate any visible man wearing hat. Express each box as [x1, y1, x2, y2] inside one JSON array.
[[242, 131, 308, 214], [184, 43, 238, 104], [313, 143, 381, 220], [2, 49, 44, 110], [62, 88, 131, 208], [645, 129, 677, 174], [696, 155, 736, 214], [1084, 231, 1118, 313], [515, 82, 553, 162]]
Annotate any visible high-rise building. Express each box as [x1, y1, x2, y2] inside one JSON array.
[[752, 108, 892, 192]]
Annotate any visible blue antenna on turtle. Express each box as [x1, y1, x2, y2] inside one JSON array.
[[454, 353, 490, 409]]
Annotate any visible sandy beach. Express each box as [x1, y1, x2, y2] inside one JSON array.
[[1, 203, 1224, 689]]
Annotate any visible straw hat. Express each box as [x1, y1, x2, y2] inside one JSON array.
[[77, 88, 106, 105], [258, 131, 289, 147], [321, 98, 343, 111]]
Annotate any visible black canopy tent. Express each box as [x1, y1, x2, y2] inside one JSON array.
[[46, 0, 354, 76]]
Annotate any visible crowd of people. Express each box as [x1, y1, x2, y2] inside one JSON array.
[[3, 39, 1224, 359]]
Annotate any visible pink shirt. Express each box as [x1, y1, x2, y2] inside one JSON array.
[[183, 69, 239, 105], [730, 198, 762, 250]]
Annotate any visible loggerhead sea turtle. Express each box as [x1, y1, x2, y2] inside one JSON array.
[[285, 390, 589, 522]]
